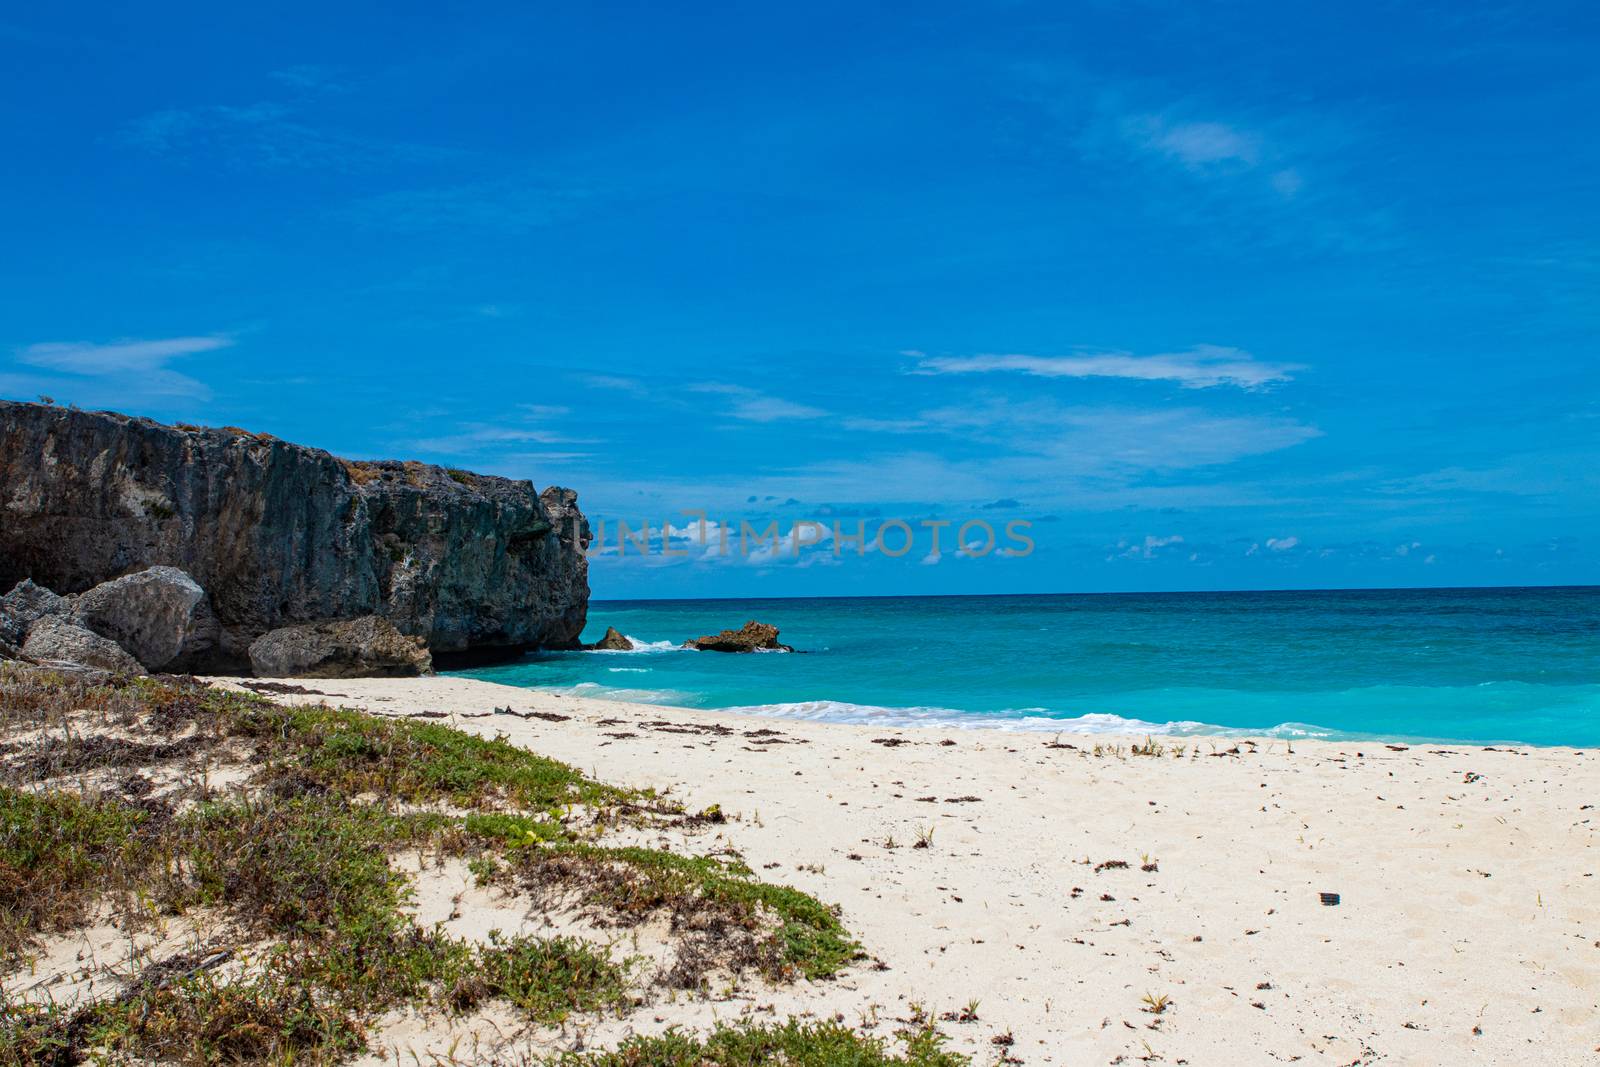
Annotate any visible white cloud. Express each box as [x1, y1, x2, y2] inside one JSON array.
[[841, 416, 928, 433], [911, 344, 1299, 390], [578, 374, 649, 397], [18, 336, 231, 374], [1266, 536, 1299, 552], [1120, 112, 1308, 203], [730, 396, 828, 422], [411, 423, 585, 454], [13, 335, 231, 399], [1131, 118, 1260, 168], [688, 383, 827, 422], [1120, 534, 1185, 560], [591, 517, 839, 569], [592, 401, 1323, 516]]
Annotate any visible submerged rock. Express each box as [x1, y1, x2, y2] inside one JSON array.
[[72, 566, 219, 672], [0, 400, 591, 668], [589, 626, 634, 651], [22, 615, 143, 675], [685, 620, 793, 653], [249, 616, 434, 678]]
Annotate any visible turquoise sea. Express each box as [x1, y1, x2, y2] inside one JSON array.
[[458, 587, 1600, 747]]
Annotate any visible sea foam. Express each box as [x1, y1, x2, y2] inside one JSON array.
[[713, 699, 1339, 737]]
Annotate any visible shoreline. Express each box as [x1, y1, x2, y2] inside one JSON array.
[[213, 673, 1600, 1064], [447, 668, 1594, 751]]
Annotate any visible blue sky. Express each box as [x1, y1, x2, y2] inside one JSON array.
[[2, 2, 1597, 598]]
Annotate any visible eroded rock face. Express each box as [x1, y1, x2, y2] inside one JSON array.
[[249, 616, 433, 678], [72, 566, 219, 672], [0, 401, 591, 668], [685, 621, 793, 653], [22, 615, 143, 675]]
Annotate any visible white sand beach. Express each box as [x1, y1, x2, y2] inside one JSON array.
[[222, 674, 1600, 1066]]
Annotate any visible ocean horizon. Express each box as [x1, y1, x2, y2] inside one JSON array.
[[458, 584, 1600, 748]]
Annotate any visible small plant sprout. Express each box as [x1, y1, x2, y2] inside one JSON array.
[[1142, 992, 1172, 1015], [913, 824, 936, 849]]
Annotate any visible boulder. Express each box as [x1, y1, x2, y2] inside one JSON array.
[[588, 626, 633, 651], [0, 578, 70, 645], [72, 566, 219, 672], [249, 615, 434, 678], [685, 620, 793, 653], [21, 615, 143, 675]]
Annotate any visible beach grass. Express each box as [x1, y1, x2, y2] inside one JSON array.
[[0, 666, 887, 1065], [545, 1017, 968, 1067]]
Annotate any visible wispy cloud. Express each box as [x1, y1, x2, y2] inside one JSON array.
[[840, 416, 929, 434], [119, 98, 446, 171], [1129, 117, 1260, 168], [577, 374, 650, 397], [12, 335, 231, 399], [909, 344, 1300, 389], [1006, 69, 1392, 252], [1122, 112, 1303, 202], [18, 336, 230, 374], [636, 402, 1320, 509], [268, 65, 351, 93], [408, 405, 596, 457], [410, 425, 580, 454], [342, 179, 594, 233], [687, 383, 827, 422]]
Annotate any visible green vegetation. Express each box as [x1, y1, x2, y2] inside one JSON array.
[[509, 842, 858, 982], [547, 1018, 968, 1067], [0, 789, 146, 963], [462, 933, 634, 1023], [0, 667, 896, 1065], [230, 699, 641, 816]]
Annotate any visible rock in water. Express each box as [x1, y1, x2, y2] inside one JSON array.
[[22, 615, 143, 675], [589, 626, 633, 651], [72, 566, 219, 672], [685, 620, 793, 653], [249, 616, 433, 678], [0, 401, 591, 668]]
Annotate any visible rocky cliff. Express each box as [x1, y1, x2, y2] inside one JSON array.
[[0, 400, 590, 668]]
